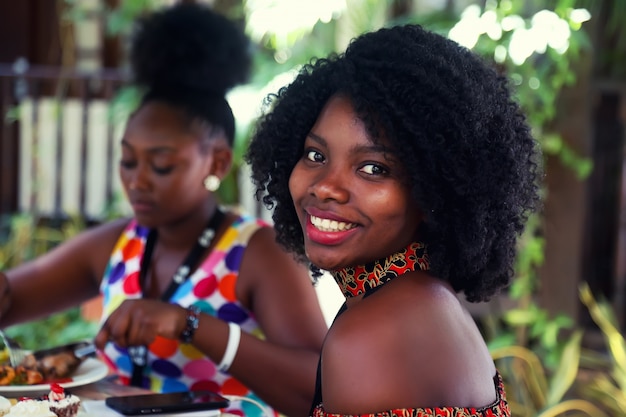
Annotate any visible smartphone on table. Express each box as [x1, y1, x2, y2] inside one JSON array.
[[104, 390, 230, 415]]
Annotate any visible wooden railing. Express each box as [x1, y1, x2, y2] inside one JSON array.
[[0, 62, 128, 221], [0, 62, 268, 224]]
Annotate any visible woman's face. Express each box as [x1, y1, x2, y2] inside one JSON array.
[[289, 95, 423, 270], [119, 101, 215, 228]]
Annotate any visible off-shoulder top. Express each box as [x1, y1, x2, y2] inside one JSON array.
[[310, 371, 511, 417]]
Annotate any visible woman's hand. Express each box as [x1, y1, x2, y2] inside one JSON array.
[[95, 299, 187, 349]]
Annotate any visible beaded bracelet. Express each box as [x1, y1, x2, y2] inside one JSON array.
[[217, 322, 241, 373], [180, 305, 201, 343]]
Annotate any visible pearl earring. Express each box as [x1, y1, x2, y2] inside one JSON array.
[[204, 175, 221, 192]]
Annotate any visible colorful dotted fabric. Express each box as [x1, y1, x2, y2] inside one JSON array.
[[99, 215, 277, 417]]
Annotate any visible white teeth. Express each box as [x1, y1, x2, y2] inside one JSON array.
[[310, 215, 357, 232]]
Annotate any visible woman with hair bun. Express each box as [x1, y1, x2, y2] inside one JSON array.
[[0, 3, 327, 416]]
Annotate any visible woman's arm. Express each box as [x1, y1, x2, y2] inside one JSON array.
[[0, 219, 129, 327], [228, 226, 329, 415]]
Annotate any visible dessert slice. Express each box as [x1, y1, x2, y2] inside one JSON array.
[[45, 384, 80, 417]]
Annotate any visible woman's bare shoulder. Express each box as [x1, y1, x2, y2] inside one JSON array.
[[240, 224, 308, 282], [38, 217, 134, 280], [66, 218, 132, 253], [322, 273, 496, 410]]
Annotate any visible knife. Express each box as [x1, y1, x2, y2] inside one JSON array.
[[31, 340, 97, 360]]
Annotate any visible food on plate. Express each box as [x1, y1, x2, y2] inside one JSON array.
[[21, 352, 82, 381], [0, 343, 87, 386], [10, 384, 81, 417], [5, 400, 56, 417], [0, 395, 11, 416], [0, 366, 43, 386]]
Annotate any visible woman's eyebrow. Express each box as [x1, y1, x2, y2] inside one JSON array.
[[307, 132, 326, 146], [308, 132, 388, 154], [120, 139, 176, 155]]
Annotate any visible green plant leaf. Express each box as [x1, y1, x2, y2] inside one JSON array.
[[537, 399, 610, 417], [504, 307, 543, 325], [4, 105, 21, 124], [487, 334, 517, 351], [491, 345, 548, 406], [109, 86, 142, 126], [580, 283, 626, 376], [545, 329, 582, 406], [580, 374, 626, 416]]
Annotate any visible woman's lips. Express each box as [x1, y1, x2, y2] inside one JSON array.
[[305, 213, 359, 245], [130, 200, 155, 213]]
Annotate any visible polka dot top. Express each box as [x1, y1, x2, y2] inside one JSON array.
[[99, 215, 276, 417]]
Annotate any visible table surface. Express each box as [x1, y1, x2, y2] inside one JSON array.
[[68, 376, 150, 416], [3, 373, 233, 416], [71, 374, 151, 401]]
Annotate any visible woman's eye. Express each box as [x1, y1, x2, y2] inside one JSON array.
[[120, 160, 136, 169], [305, 150, 324, 163], [153, 166, 174, 175], [360, 163, 387, 176]]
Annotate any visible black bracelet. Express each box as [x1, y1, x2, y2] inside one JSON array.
[[180, 305, 201, 343]]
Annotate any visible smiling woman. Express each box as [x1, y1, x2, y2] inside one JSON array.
[[0, 3, 328, 417], [246, 23, 541, 416]]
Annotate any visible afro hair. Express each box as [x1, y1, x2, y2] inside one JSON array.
[[245, 24, 542, 302]]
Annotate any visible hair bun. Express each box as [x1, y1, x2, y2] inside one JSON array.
[[130, 3, 251, 96]]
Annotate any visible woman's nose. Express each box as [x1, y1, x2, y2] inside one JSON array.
[[308, 167, 350, 203], [125, 165, 150, 191]]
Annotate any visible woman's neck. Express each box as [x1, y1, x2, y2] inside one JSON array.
[[155, 198, 220, 250], [330, 242, 430, 298]]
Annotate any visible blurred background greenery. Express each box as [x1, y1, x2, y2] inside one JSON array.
[[1, 0, 626, 415]]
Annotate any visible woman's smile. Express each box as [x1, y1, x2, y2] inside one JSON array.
[[305, 213, 359, 246], [309, 214, 358, 232]]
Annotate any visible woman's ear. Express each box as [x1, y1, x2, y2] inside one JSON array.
[[208, 138, 233, 179]]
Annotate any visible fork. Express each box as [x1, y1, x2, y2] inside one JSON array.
[[0, 329, 24, 367]]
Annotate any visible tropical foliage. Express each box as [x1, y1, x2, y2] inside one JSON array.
[[0, 215, 99, 348], [578, 283, 626, 416]]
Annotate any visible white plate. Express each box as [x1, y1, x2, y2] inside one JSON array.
[[0, 358, 109, 396]]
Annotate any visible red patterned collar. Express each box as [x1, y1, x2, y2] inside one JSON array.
[[330, 242, 430, 298]]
